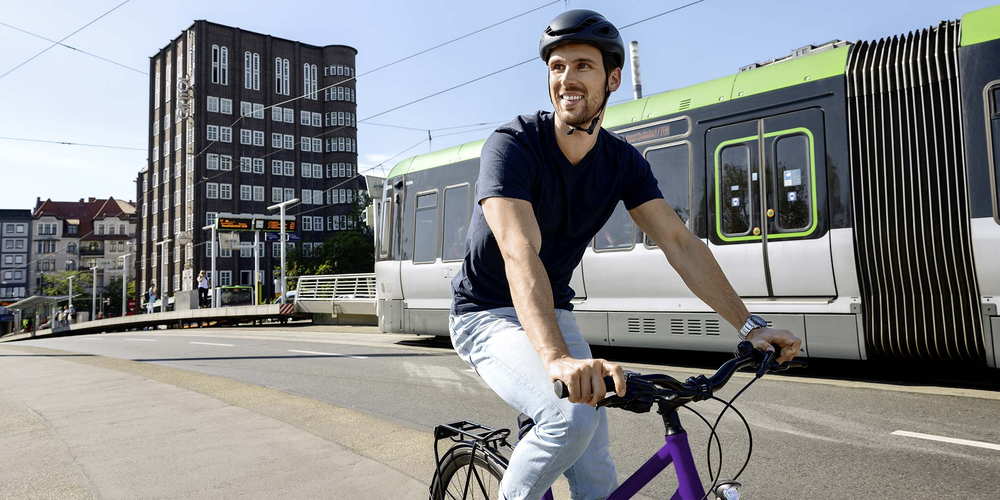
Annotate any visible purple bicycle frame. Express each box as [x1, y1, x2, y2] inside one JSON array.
[[538, 431, 704, 500]]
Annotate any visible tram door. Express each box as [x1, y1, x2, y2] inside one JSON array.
[[705, 120, 769, 297], [706, 109, 836, 298]]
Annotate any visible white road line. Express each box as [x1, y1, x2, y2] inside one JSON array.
[[125, 339, 157, 342], [288, 349, 368, 359], [892, 430, 1000, 451], [189, 342, 234, 347]]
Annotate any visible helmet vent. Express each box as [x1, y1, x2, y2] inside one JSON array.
[[595, 24, 620, 39]]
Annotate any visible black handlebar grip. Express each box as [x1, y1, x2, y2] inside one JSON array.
[[554, 376, 617, 399]]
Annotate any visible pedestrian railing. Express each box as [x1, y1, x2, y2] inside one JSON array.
[[293, 273, 377, 315]]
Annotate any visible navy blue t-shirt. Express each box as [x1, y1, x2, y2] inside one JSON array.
[[450, 111, 663, 315]]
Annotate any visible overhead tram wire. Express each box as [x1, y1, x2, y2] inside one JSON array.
[[0, 21, 147, 75], [0, 0, 133, 81], [188, 0, 712, 204], [0, 136, 144, 151]]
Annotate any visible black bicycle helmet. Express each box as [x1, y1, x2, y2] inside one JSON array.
[[538, 9, 625, 71]]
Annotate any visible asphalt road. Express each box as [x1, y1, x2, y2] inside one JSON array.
[[11, 325, 1000, 499]]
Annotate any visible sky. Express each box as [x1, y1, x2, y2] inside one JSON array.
[[0, 0, 996, 211]]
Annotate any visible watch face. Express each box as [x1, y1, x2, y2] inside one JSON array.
[[751, 315, 767, 329]]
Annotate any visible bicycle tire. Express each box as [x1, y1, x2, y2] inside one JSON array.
[[430, 443, 507, 500]]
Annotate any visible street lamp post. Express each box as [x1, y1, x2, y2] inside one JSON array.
[[267, 198, 299, 305], [155, 239, 172, 313], [119, 252, 129, 317], [92, 265, 99, 321], [67, 274, 74, 323]]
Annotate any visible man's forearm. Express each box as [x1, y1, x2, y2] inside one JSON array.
[[503, 249, 571, 365], [665, 232, 751, 330]]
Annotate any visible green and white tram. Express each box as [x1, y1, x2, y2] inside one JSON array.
[[375, 5, 1000, 367]]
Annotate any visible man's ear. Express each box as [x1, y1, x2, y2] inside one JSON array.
[[607, 67, 622, 93]]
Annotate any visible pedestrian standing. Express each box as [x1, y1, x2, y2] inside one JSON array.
[[197, 271, 210, 308], [147, 282, 157, 314], [67, 303, 75, 324]]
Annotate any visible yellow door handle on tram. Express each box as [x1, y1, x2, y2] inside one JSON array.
[[766, 209, 775, 218], [753, 227, 761, 236]]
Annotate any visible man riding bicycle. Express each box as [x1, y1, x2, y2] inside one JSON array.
[[449, 10, 802, 500]]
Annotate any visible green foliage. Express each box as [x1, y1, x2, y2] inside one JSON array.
[[104, 276, 137, 317], [36, 271, 92, 297], [285, 192, 375, 284]]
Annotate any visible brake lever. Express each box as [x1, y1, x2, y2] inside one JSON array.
[[756, 349, 777, 378]]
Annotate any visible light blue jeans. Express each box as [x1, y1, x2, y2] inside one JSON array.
[[450, 307, 617, 500]]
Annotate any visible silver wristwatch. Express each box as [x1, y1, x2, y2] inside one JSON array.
[[738, 314, 767, 340]]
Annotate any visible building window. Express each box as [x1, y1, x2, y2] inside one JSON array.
[[272, 187, 282, 202], [283, 108, 293, 123], [211, 45, 220, 83], [207, 153, 219, 170], [272, 133, 282, 148], [240, 157, 252, 172], [283, 161, 294, 176], [253, 130, 264, 146], [272, 160, 283, 175], [312, 112, 321, 128], [282, 58, 289, 96], [220, 127, 232, 143], [252, 53, 260, 90], [207, 125, 219, 141], [241, 185, 252, 201], [275, 57, 283, 94], [220, 46, 228, 85], [283, 134, 294, 149], [220, 98, 232, 115], [253, 158, 264, 174], [302, 190, 313, 205], [301, 110, 310, 126], [240, 101, 252, 117], [253, 186, 264, 202], [220, 184, 232, 200], [207, 183, 219, 199], [283, 188, 294, 202], [206, 212, 218, 227], [271, 106, 282, 121], [302, 163, 312, 178], [253, 103, 263, 119], [301, 137, 311, 152], [312, 164, 322, 179], [207, 96, 219, 112], [303, 216, 312, 231]]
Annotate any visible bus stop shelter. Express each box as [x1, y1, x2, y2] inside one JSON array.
[[3, 295, 69, 336]]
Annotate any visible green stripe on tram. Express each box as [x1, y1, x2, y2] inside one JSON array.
[[961, 4, 1000, 47], [388, 43, 851, 179]]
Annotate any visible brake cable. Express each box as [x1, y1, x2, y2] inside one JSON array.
[[698, 377, 757, 500]]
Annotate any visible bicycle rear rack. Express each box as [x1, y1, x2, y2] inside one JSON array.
[[433, 420, 511, 448]]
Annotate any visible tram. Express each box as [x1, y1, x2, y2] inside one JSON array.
[[374, 5, 1000, 367]]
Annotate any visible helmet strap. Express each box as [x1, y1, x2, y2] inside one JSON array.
[[567, 79, 612, 136]]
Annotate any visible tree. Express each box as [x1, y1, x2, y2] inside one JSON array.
[[104, 276, 137, 317], [286, 192, 375, 285]]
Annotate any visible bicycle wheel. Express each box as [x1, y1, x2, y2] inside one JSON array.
[[431, 443, 507, 500]]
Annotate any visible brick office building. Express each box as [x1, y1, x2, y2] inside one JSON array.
[[0, 209, 32, 304], [136, 21, 362, 302]]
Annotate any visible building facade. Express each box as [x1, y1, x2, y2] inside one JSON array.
[[136, 21, 361, 300], [0, 209, 32, 304], [31, 197, 137, 297]]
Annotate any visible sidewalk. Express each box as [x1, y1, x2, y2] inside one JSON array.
[[0, 346, 428, 499]]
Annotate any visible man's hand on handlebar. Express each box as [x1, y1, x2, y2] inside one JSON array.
[[745, 328, 802, 364], [546, 357, 626, 406]]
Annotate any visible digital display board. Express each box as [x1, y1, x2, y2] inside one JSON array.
[[620, 119, 689, 145], [216, 216, 254, 231], [261, 219, 296, 232]]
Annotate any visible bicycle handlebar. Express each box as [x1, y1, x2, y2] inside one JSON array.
[[553, 342, 806, 403]]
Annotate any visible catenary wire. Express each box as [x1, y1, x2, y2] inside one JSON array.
[[0, 21, 147, 75], [24, 0, 713, 277], [0, 136, 145, 151], [0, 0, 133, 81]]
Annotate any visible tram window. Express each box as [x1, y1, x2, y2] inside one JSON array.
[[595, 201, 634, 251], [644, 143, 691, 246], [773, 134, 811, 232], [413, 192, 438, 264], [719, 144, 752, 235], [442, 185, 471, 261], [379, 199, 391, 257]]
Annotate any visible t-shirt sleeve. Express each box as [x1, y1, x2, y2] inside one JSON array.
[[476, 130, 535, 205], [621, 146, 664, 210]]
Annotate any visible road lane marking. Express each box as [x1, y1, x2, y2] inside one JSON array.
[[892, 430, 1000, 451], [288, 349, 368, 359], [125, 339, 157, 342], [189, 342, 234, 347]]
